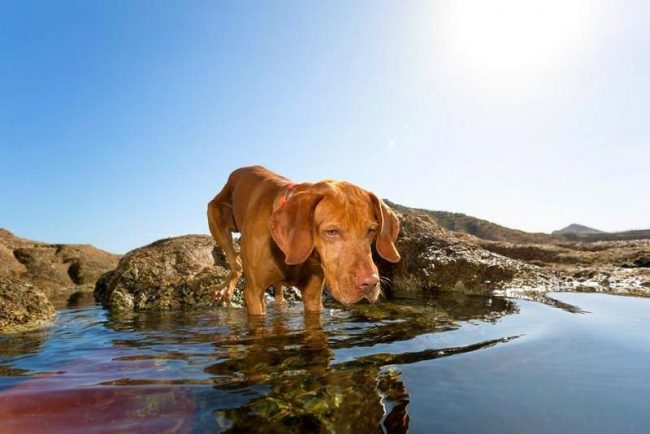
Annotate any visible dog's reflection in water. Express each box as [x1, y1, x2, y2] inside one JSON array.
[[206, 313, 410, 433]]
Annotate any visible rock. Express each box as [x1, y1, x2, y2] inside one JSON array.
[[478, 242, 572, 265], [482, 238, 650, 267], [478, 238, 650, 296], [0, 229, 120, 305], [377, 205, 544, 296], [0, 242, 26, 275], [95, 235, 243, 311], [634, 256, 650, 268], [0, 276, 55, 333], [0, 229, 120, 333], [94, 234, 305, 312]]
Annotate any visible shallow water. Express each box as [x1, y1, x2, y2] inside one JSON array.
[[1, 292, 649, 433]]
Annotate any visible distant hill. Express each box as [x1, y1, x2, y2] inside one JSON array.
[[386, 201, 650, 244], [552, 224, 604, 235], [551, 224, 650, 242], [558, 229, 650, 242], [385, 201, 555, 244]]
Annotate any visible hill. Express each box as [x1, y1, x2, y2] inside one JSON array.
[[552, 224, 604, 235], [385, 201, 555, 244], [559, 229, 650, 242]]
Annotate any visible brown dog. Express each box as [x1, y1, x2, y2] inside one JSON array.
[[207, 166, 400, 315]]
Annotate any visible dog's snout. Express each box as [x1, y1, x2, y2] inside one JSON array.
[[357, 272, 379, 293]]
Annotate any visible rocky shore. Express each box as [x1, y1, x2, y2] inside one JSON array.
[[2, 202, 649, 332], [95, 203, 650, 312], [481, 238, 650, 298], [0, 229, 119, 333]]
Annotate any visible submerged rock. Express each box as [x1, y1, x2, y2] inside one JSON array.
[[0, 276, 56, 333]]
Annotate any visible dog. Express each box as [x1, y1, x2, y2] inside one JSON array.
[[207, 166, 400, 315]]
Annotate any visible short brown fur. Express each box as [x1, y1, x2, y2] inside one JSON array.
[[207, 166, 400, 315]]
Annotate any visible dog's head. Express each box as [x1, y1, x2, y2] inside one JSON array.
[[269, 181, 400, 305]]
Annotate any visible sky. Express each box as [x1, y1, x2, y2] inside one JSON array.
[[1, 0, 649, 254]]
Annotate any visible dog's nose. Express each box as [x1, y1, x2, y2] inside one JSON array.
[[357, 272, 379, 293]]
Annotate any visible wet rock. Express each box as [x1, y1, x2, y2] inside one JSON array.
[[634, 256, 650, 268], [0, 276, 55, 333], [94, 234, 305, 312], [483, 238, 650, 268], [479, 242, 572, 265], [378, 204, 543, 296], [391, 206, 650, 297], [94, 235, 238, 311], [480, 238, 650, 297], [0, 229, 120, 305], [620, 255, 650, 269]]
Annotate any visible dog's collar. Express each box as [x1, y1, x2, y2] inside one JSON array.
[[278, 184, 297, 208]]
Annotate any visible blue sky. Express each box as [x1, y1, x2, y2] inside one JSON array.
[[1, 1, 649, 253]]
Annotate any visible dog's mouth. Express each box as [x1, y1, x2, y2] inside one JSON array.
[[328, 282, 380, 306]]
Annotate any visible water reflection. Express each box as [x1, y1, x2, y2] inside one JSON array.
[[204, 313, 409, 432], [199, 296, 518, 432], [0, 329, 49, 359], [0, 294, 520, 433]]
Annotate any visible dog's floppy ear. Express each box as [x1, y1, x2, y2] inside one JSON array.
[[370, 193, 401, 263], [270, 192, 323, 265]]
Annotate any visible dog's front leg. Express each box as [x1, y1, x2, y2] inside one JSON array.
[[301, 273, 325, 312]]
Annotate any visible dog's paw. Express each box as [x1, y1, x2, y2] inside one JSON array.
[[211, 285, 230, 305]]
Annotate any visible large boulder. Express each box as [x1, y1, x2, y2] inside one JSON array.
[[0, 276, 56, 333], [378, 204, 545, 296], [94, 235, 241, 311]]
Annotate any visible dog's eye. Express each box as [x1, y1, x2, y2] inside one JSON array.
[[368, 227, 378, 235], [324, 228, 339, 237]]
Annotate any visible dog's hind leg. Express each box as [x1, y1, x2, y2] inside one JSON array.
[[207, 189, 242, 305]]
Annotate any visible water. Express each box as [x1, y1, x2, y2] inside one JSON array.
[[1, 292, 649, 433]]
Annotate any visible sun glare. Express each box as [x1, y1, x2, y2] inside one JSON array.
[[441, 0, 593, 77]]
